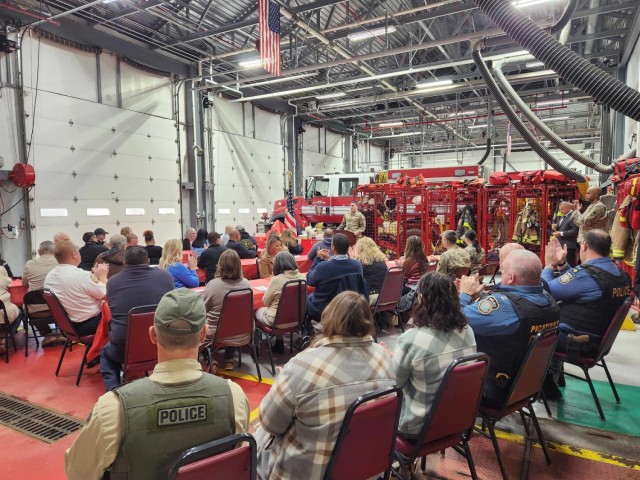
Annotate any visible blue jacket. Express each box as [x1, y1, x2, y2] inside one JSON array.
[[307, 255, 364, 319], [307, 238, 333, 261], [166, 262, 200, 288], [541, 257, 622, 303]]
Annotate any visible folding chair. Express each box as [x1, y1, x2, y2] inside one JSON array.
[[371, 266, 404, 334], [23, 289, 56, 357], [478, 263, 499, 285], [551, 295, 633, 420], [0, 300, 17, 363], [476, 328, 559, 480], [256, 279, 307, 375], [394, 353, 490, 480], [324, 386, 402, 480], [168, 433, 257, 480], [123, 305, 158, 383], [42, 289, 96, 386], [205, 288, 261, 382], [453, 267, 471, 279]]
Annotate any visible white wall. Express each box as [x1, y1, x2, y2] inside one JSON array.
[[302, 126, 345, 176]]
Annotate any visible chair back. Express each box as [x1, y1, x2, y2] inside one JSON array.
[[426, 262, 438, 273], [323, 386, 402, 480], [409, 354, 489, 460], [594, 295, 634, 361], [373, 267, 403, 314], [255, 258, 261, 279], [453, 267, 471, 279], [23, 289, 52, 318], [505, 328, 559, 408], [213, 288, 254, 348], [272, 280, 307, 334], [478, 263, 499, 278], [42, 289, 81, 341], [168, 433, 257, 480], [0, 300, 9, 327], [123, 305, 158, 380]]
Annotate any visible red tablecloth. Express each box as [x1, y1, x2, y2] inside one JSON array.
[[191, 278, 270, 309], [300, 238, 318, 255], [8, 278, 27, 308]]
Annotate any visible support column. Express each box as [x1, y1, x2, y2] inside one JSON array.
[[344, 133, 352, 173], [383, 141, 391, 170]]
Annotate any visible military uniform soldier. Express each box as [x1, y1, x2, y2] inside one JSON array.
[[338, 202, 366, 238], [65, 288, 250, 480], [571, 186, 608, 244], [429, 230, 472, 279]]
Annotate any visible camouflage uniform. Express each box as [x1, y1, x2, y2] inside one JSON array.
[[573, 200, 608, 243], [338, 210, 366, 237], [436, 245, 472, 279]]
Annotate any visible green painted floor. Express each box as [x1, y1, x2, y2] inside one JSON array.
[[556, 377, 640, 437]]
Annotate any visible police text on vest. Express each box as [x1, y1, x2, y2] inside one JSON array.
[[157, 404, 207, 426]]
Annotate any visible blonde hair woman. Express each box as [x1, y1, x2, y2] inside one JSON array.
[[258, 234, 283, 279], [355, 236, 388, 300], [280, 229, 303, 255], [159, 239, 199, 288]]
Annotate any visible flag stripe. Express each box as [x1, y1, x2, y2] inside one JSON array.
[[259, 0, 281, 76]]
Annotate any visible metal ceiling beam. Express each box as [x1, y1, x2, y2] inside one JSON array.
[[88, 0, 164, 25], [619, 3, 640, 68]]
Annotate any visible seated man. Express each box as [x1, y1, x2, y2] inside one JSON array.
[[429, 230, 471, 279], [459, 250, 560, 407], [100, 247, 176, 391], [44, 240, 109, 336], [226, 229, 257, 259], [65, 289, 250, 480], [79, 232, 107, 271], [95, 234, 127, 278], [22, 240, 63, 346], [307, 228, 334, 261], [197, 231, 227, 283], [306, 233, 365, 321], [236, 224, 258, 250], [543, 230, 630, 356]]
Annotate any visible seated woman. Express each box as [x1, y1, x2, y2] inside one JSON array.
[[255, 291, 395, 480], [354, 236, 388, 303], [464, 230, 485, 275], [400, 235, 430, 294], [159, 239, 199, 288], [182, 227, 197, 251], [202, 250, 251, 371], [280, 229, 303, 255], [143, 229, 162, 265], [191, 228, 208, 255], [393, 272, 476, 438], [0, 266, 20, 356], [258, 234, 283, 279], [255, 251, 305, 354]]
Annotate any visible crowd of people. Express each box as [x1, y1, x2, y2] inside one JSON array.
[[0, 195, 631, 479]]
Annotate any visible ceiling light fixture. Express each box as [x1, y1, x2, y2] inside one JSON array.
[[513, 0, 558, 8], [316, 92, 347, 100], [416, 79, 454, 89], [541, 116, 570, 122], [526, 61, 545, 68], [239, 59, 263, 69], [447, 110, 476, 117], [378, 121, 404, 127], [535, 99, 566, 107], [467, 124, 487, 129], [347, 26, 397, 42]]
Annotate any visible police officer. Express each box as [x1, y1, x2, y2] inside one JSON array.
[[459, 250, 560, 407], [542, 230, 630, 355], [429, 230, 472, 280], [65, 288, 250, 480]]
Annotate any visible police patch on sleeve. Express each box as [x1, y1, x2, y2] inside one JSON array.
[[558, 270, 576, 284], [478, 296, 500, 315]]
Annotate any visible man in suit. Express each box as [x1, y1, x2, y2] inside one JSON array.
[[552, 202, 579, 267]]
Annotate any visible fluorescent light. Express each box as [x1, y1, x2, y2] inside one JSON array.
[[158, 208, 176, 215], [513, 0, 557, 7], [239, 59, 262, 69], [257, 208, 268, 213], [379, 121, 404, 127], [448, 110, 476, 117], [87, 208, 110, 217], [125, 208, 145, 216], [416, 79, 453, 89], [316, 92, 346, 100], [541, 116, 570, 122], [40, 208, 68, 217], [535, 99, 566, 107], [467, 124, 487, 129], [348, 26, 397, 42], [372, 131, 421, 140], [526, 61, 545, 68]]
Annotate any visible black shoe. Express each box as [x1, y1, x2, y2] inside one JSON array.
[[542, 374, 562, 401], [558, 372, 566, 387], [271, 339, 285, 355]]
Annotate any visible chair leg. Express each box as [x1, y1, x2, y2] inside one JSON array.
[[237, 347, 242, 368], [584, 367, 606, 420], [24, 319, 29, 357], [487, 421, 509, 480], [55, 340, 70, 376], [251, 342, 262, 383], [528, 406, 551, 465], [539, 391, 553, 418], [267, 336, 276, 376], [76, 344, 91, 386], [600, 359, 620, 403], [396, 309, 405, 333], [519, 411, 531, 437], [205, 347, 214, 374], [463, 438, 479, 480], [289, 332, 293, 354], [4, 330, 8, 363], [10, 330, 17, 351]]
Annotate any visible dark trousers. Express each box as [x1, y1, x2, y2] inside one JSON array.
[[566, 248, 577, 267], [30, 317, 53, 336], [100, 341, 125, 392], [75, 313, 101, 337]]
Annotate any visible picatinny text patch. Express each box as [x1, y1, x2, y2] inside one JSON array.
[[157, 404, 207, 427], [478, 296, 500, 315]]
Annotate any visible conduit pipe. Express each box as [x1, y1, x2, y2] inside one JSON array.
[[472, 41, 588, 187], [473, 0, 640, 121]]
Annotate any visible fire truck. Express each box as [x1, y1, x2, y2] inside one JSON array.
[[270, 166, 483, 228]]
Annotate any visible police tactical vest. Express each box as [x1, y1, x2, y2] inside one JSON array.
[[106, 373, 235, 480], [560, 264, 630, 337], [476, 290, 560, 385]]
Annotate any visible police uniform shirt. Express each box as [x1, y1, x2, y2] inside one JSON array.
[[65, 359, 250, 480], [541, 257, 622, 304]]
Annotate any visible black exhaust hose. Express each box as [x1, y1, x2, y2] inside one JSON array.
[[472, 45, 587, 183], [477, 138, 492, 165], [474, 0, 640, 121], [492, 66, 614, 173]]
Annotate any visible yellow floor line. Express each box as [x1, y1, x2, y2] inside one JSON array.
[[222, 369, 274, 385], [491, 428, 640, 471], [250, 407, 260, 423]]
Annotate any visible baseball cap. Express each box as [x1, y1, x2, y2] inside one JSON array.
[[235, 224, 245, 231], [94, 228, 108, 235], [82, 232, 96, 243], [154, 288, 206, 335]]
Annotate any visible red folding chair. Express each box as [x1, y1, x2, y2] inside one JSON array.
[[371, 266, 404, 334], [394, 353, 490, 480], [476, 328, 559, 480], [256, 279, 307, 375], [0, 300, 17, 363], [551, 295, 633, 420], [123, 305, 158, 383], [206, 288, 261, 382], [23, 289, 56, 357], [43, 289, 96, 386], [323, 386, 402, 480], [168, 433, 257, 480]]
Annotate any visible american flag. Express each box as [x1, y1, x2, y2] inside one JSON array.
[[259, 0, 281, 76], [284, 183, 297, 232], [506, 121, 512, 155]]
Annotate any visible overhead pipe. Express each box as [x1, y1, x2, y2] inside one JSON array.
[[473, 0, 640, 121], [477, 138, 493, 165], [471, 41, 588, 189]]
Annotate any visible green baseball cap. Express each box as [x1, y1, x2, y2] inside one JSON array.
[[154, 288, 206, 335]]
